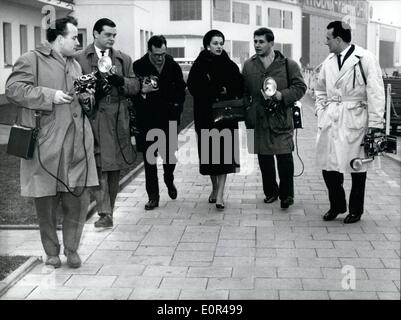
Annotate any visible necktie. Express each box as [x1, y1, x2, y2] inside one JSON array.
[[337, 54, 342, 70], [100, 50, 105, 57]]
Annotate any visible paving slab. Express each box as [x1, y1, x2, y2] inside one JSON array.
[[1, 95, 399, 300]]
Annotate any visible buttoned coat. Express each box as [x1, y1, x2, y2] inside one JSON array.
[[5, 42, 98, 197], [74, 43, 141, 171], [242, 51, 307, 155], [315, 45, 385, 173], [132, 53, 186, 152]]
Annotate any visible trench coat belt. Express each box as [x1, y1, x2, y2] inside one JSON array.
[[325, 96, 367, 103]]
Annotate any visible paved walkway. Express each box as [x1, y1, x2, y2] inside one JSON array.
[[0, 95, 400, 300]]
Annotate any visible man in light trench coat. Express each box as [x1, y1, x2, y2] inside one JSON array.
[[5, 16, 99, 268], [315, 21, 385, 224], [75, 18, 141, 228]]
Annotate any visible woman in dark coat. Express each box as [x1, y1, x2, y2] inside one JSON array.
[[187, 30, 243, 209]]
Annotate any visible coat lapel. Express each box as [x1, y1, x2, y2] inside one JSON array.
[[335, 45, 365, 86]]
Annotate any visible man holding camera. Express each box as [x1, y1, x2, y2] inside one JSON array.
[[243, 28, 306, 209], [315, 21, 385, 223], [133, 35, 186, 210], [6, 16, 99, 268], [75, 18, 141, 228]]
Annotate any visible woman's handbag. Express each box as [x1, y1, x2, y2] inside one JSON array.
[[212, 97, 245, 125]]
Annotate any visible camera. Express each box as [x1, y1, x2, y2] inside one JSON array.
[[363, 129, 397, 158], [350, 128, 397, 171], [142, 75, 159, 90]]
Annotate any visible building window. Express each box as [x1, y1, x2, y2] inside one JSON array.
[[232, 2, 249, 24], [140, 30, 145, 56], [77, 29, 87, 51], [283, 10, 293, 29], [170, 0, 201, 21], [268, 8, 281, 28], [224, 40, 231, 57], [34, 26, 42, 48], [283, 43, 293, 58], [20, 25, 28, 55], [256, 5, 262, 26], [167, 47, 185, 58], [214, 0, 231, 22], [3, 22, 12, 67], [232, 40, 249, 65]]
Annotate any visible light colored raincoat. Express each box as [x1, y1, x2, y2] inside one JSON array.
[[315, 44, 385, 173], [5, 42, 98, 197]]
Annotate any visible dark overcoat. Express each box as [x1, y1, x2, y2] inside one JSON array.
[[187, 50, 243, 176], [242, 51, 307, 155], [132, 53, 186, 152], [74, 43, 141, 171]]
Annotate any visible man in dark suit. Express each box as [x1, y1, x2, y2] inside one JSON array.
[[133, 35, 186, 210]]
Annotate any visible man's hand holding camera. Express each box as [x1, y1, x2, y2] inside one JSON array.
[[53, 90, 74, 104], [141, 76, 159, 98]]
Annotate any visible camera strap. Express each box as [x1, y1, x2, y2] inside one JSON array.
[[353, 56, 367, 89], [285, 57, 305, 177]]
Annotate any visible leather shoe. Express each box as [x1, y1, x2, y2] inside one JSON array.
[[344, 213, 362, 224], [145, 199, 159, 210], [280, 197, 294, 209], [323, 210, 345, 221], [166, 183, 177, 200], [216, 202, 225, 210], [94, 214, 113, 228], [264, 195, 278, 204], [45, 256, 61, 268], [64, 250, 81, 269]]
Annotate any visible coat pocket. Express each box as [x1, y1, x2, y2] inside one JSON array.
[[268, 108, 293, 134], [317, 108, 330, 129], [38, 112, 56, 144], [344, 103, 367, 144], [345, 103, 368, 130]]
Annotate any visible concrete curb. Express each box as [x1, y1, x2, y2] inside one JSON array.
[[0, 256, 41, 297]]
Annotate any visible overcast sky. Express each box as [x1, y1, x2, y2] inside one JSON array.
[[369, 0, 401, 27]]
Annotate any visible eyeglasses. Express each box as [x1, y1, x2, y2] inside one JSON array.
[[151, 52, 166, 59]]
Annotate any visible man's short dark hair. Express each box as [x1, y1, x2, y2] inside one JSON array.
[[46, 16, 78, 42], [254, 27, 274, 42], [327, 21, 352, 43], [148, 35, 167, 51], [93, 18, 116, 37]]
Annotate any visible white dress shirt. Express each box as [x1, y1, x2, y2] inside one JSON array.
[[94, 45, 110, 59]]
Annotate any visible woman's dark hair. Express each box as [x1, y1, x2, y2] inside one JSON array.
[[202, 29, 225, 49], [254, 28, 274, 42], [46, 16, 78, 42], [147, 35, 167, 51], [327, 21, 352, 43], [93, 18, 116, 37]]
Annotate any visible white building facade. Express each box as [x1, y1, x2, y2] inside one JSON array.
[[367, 1, 401, 74], [0, 0, 73, 98]]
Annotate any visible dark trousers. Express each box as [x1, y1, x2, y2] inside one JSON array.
[[322, 170, 367, 215], [93, 168, 120, 217], [258, 153, 294, 199], [143, 151, 176, 201], [34, 188, 89, 256]]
